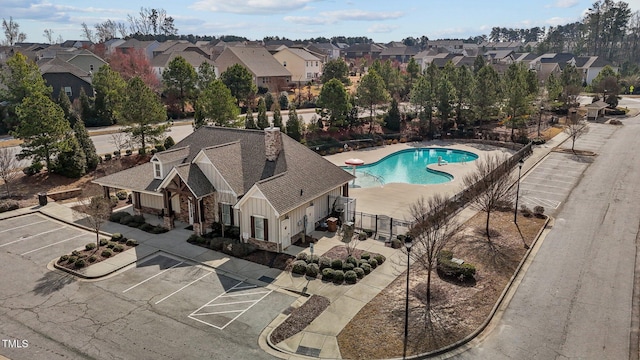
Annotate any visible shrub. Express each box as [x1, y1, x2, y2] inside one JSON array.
[[520, 205, 532, 217], [368, 258, 378, 268], [138, 147, 146, 155], [101, 249, 112, 258], [109, 213, 127, 222], [318, 256, 331, 269], [533, 206, 545, 218], [342, 262, 355, 271], [292, 260, 308, 275], [231, 243, 255, 258], [374, 254, 386, 264], [106, 242, 116, 249], [67, 256, 77, 264], [131, 215, 145, 224], [363, 229, 374, 237], [358, 232, 367, 240], [226, 226, 241, 239], [72, 250, 81, 257], [361, 263, 372, 274], [99, 238, 109, 246], [113, 244, 124, 252], [208, 237, 225, 251], [150, 225, 168, 234], [155, 144, 166, 152], [88, 255, 97, 263], [59, 254, 69, 263], [188, 234, 203, 244], [74, 258, 86, 268], [333, 270, 345, 283], [354, 267, 365, 278], [360, 252, 371, 260], [437, 250, 476, 280], [322, 268, 335, 280], [85, 243, 96, 251], [346, 256, 358, 266], [296, 252, 308, 261], [344, 270, 357, 284], [111, 233, 124, 242], [119, 214, 134, 225], [23, 162, 44, 176], [138, 223, 153, 232], [306, 263, 320, 277], [390, 238, 402, 249], [308, 254, 320, 264], [331, 259, 343, 270], [113, 150, 121, 157], [164, 136, 175, 149], [359, 259, 369, 267], [0, 200, 19, 213], [125, 149, 133, 156], [104, 153, 112, 161]]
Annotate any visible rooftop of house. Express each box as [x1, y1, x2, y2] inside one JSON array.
[[221, 47, 291, 77], [38, 57, 92, 82], [279, 47, 320, 61]]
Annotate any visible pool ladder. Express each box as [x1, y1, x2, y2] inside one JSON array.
[[359, 170, 385, 185]]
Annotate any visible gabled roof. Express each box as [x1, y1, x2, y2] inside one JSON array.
[[312, 42, 339, 51], [344, 43, 385, 53], [151, 51, 216, 69], [380, 46, 419, 57], [93, 162, 162, 193], [586, 100, 608, 109], [38, 57, 92, 83], [153, 146, 190, 163], [202, 142, 245, 195], [277, 48, 320, 61], [117, 39, 158, 50], [219, 47, 291, 77], [173, 163, 215, 198]]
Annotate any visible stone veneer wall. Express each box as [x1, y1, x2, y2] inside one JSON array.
[[264, 127, 282, 162], [201, 195, 217, 231], [177, 195, 190, 224]]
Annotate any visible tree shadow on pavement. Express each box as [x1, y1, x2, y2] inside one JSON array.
[[33, 271, 76, 296]]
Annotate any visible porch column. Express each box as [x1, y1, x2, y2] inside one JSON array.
[[342, 183, 349, 197], [162, 189, 175, 230], [103, 186, 110, 199], [132, 191, 142, 215], [193, 198, 203, 236]]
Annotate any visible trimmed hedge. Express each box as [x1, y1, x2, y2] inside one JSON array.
[[333, 270, 345, 283], [344, 270, 357, 284], [318, 256, 331, 269], [331, 259, 343, 270], [322, 268, 335, 280], [292, 260, 308, 275], [306, 263, 320, 277], [437, 250, 476, 280]]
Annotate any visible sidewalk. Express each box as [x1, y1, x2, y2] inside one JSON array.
[[12, 129, 571, 360]]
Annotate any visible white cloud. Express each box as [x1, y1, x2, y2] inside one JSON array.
[[367, 24, 398, 33], [546, 0, 579, 8], [320, 9, 404, 21], [189, 0, 317, 14], [546, 16, 574, 26], [283, 16, 335, 25]]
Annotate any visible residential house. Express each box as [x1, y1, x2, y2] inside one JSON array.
[[60, 40, 93, 49], [426, 40, 464, 54], [215, 46, 292, 92], [273, 47, 322, 83], [379, 45, 420, 63], [575, 56, 618, 85], [104, 38, 126, 56], [484, 50, 516, 64], [310, 42, 340, 60], [38, 57, 93, 102], [116, 39, 160, 60], [93, 126, 354, 252], [151, 51, 218, 80], [54, 49, 108, 74], [343, 43, 385, 60]]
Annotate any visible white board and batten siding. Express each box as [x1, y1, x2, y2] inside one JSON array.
[[196, 158, 237, 204], [138, 192, 181, 213], [239, 193, 278, 243], [284, 187, 342, 238]]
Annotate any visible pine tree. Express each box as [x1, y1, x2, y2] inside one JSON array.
[[56, 90, 78, 127], [245, 107, 257, 129], [53, 136, 86, 178], [73, 120, 99, 171], [286, 106, 302, 141], [256, 97, 269, 129], [78, 87, 94, 124], [272, 102, 283, 128], [385, 98, 401, 131]]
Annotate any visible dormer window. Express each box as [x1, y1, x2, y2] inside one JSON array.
[[152, 158, 162, 179]]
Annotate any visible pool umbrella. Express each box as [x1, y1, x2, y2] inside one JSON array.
[[345, 158, 365, 184]]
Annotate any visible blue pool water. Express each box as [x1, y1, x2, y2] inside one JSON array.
[[344, 148, 478, 188]]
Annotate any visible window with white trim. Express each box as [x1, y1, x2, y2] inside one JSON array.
[[64, 86, 72, 97], [153, 162, 161, 178], [221, 204, 232, 225], [251, 216, 268, 241]]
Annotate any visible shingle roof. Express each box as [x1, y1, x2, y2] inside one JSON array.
[[174, 163, 215, 198], [202, 142, 244, 195], [38, 57, 91, 82], [283, 48, 320, 61], [93, 162, 163, 192], [154, 146, 190, 163], [223, 47, 291, 77]]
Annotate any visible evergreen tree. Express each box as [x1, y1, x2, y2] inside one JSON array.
[[78, 87, 94, 124], [272, 102, 283, 128], [245, 107, 257, 129], [286, 106, 302, 141], [56, 90, 79, 127], [195, 79, 241, 127], [472, 65, 500, 123], [53, 136, 86, 178], [278, 91, 289, 110], [264, 92, 274, 111], [162, 56, 197, 113], [93, 65, 126, 125], [357, 70, 390, 133], [321, 59, 351, 85], [220, 64, 257, 106], [317, 78, 350, 128], [385, 97, 401, 131], [73, 120, 99, 171], [120, 77, 168, 150], [256, 97, 269, 129]]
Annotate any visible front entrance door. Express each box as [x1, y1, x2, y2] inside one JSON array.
[[305, 205, 314, 235], [280, 218, 291, 248], [188, 198, 194, 225]]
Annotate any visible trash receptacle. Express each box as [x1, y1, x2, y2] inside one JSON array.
[[327, 217, 338, 232], [38, 192, 48, 206]]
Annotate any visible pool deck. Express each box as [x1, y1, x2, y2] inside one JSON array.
[[324, 140, 514, 220]]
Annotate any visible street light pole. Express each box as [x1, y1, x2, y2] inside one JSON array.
[[514, 159, 524, 223], [403, 235, 413, 359]]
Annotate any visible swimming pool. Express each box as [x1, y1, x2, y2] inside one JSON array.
[[344, 148, 478, 188]]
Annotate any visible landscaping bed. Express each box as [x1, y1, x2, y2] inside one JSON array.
[[109, 211, 168, 234], [337, 210, 547, 359], [269, 295, 330, 345], [55, 233, 139, 271]]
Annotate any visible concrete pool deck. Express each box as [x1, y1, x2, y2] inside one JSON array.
[[324, 140, 515, 220]]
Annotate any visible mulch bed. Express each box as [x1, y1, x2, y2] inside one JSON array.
[[270, 295, 330, 345], [55, 237, 138, 272], [337, 210, 547, 359], [242, 250, 296, 271]]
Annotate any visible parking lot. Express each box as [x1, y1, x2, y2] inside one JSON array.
[[0, 213, 96, 266], [96, 252, 278, 331]]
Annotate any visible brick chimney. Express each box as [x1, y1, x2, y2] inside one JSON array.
[[264, 126, 282, 161]]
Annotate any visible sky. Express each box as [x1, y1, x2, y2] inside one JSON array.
[[2, 0, 640, 44]]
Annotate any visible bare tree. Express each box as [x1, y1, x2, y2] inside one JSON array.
[[462, 153, 514, 242], [74, 190, 112, 248], [342, 222, 359, 256], [109, 129, 129, 155], [2, 17, 26, 45], [80, 22, 96, 42], [0, 147, 19, 198], [407, 194, 461, 313], [43, 29, 54, 44], [94, 20, 123, 42], [564, 116, 588, 153]]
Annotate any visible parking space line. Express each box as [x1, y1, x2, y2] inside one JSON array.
[[0, 220, 48, 234], [155, 271, 213, 304], [123, 261, 185, 293], [524, 176, 576, 185], [188, 281, 273, 330], [0, 226, 66, 248], [20, 233, 86, 255], [521, 188, 565, 196]]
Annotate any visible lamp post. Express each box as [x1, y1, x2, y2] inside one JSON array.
[[537, 106, 544, 138], [403, 235, 413, 359], [514, 159, 524, 223]]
